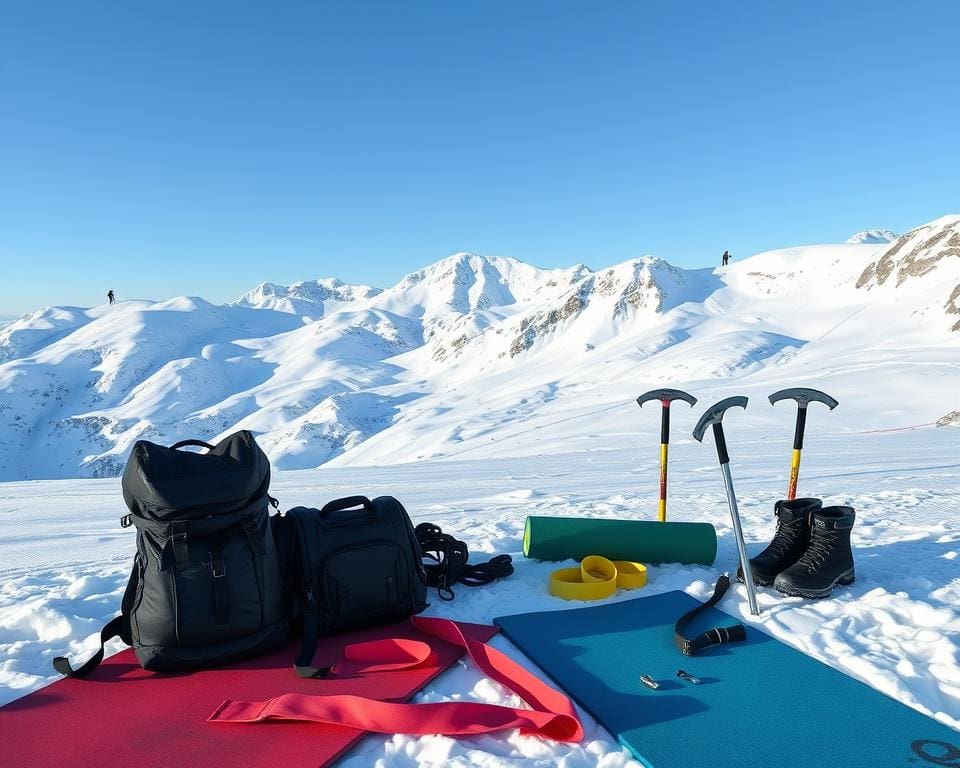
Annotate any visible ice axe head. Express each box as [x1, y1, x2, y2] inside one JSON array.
[[637, 388, 697, 447], [769, 387, 837, 450], [692, 396, 749, 442], [636, 388, 697, 409], [768, 388, 838, 411], [692, 396, 748, 465], [769, 388, 837, 499]]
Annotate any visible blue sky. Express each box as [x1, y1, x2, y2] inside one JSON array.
[[1, 1, 958, 316]]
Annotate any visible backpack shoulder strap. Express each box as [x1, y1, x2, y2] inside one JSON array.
[[53, 615, 127, 678], [52, 554, 140, 679]]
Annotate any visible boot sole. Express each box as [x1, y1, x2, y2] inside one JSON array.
[[736, 571, 776, 588], [774, 568, 855, 599]]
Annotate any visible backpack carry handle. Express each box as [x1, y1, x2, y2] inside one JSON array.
[[170, 439, 215, 452], [319, 496, 377, 522]]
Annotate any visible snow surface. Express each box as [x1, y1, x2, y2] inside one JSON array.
[[1, 216, 959, 483], [1, 427, 958, 766]]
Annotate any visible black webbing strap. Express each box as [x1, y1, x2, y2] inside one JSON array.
[[171, 520, 189, 566], [208, 539, 229, 626], [415, 523, 514, 601], [241, 517, 267, 631], [293, 601, 332, 678], [674, 574, 747, 656], [52, 615, 125, 679], [241, 517, 266, 555]]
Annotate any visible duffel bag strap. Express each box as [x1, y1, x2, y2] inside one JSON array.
[[293, 596, 332, 679]]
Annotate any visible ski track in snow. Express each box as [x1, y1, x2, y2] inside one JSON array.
[[1, 429, 958, 766]]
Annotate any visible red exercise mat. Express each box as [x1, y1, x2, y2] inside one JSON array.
[[0, 619, 497, 768]]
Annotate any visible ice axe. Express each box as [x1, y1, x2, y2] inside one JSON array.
[[637, 388, 697, 522], [693, 396, 759, 615], [769, 388, 838, 500]]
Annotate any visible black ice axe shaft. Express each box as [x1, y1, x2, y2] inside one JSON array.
[[637, 388, 697, 522], [693, 396, 759, 615], [768, 388, 838, 500]]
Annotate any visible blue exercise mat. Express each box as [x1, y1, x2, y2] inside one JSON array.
[[495, 590, 959, 768]]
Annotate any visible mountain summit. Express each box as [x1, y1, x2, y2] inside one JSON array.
[[845, 229, 898, 245]]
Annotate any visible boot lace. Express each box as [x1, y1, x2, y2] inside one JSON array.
[[764, 518, 803, 559], [795, 531, 838, 572]]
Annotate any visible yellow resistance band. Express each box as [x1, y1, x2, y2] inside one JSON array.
[[549, 555, 648, 601]]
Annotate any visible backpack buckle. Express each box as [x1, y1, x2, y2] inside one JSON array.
[[203, 549, 227, 578], [169, 528, 190, 566]]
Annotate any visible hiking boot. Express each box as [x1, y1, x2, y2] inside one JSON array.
[[737, 498, 820, 586], [774, 506, 856, 599]]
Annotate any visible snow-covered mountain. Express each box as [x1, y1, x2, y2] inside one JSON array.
[[234, 278, 381, 319], [855, 215, 960, 330], [845, 229, 898, 244], [1, 216, 959, 481]]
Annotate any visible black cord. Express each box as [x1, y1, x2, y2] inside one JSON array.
[[415, 523, 513, 600]]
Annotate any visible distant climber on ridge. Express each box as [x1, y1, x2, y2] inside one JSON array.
[[107, 289, 115, 305], [722, 250, 731, 266]]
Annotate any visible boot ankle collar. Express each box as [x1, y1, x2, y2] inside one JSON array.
[[776, 498, 821, 522], [812, 509, 855, 531]]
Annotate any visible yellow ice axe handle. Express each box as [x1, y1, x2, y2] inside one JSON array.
[[787, 407, 807, 500], [787, 448, 801, 501], [658, 443, 668, 522]]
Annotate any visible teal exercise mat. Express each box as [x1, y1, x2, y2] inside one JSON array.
[[495, 591, 959, 768]]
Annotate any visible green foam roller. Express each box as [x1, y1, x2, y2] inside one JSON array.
[[523, 516, 717, 565]]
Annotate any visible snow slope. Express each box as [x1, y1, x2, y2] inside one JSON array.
[[1, 429, 958, 766], [1, 217, 959, 481]]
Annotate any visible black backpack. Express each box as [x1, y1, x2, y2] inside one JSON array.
[[272, 495, 428, 677], [54, 431, 289, 677]]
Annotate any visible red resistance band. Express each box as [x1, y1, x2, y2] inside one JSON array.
[[209, 616, 584, 743]]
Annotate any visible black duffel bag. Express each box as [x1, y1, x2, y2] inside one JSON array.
[[272, 495, 428, 677], [54, 431, 288, 677]]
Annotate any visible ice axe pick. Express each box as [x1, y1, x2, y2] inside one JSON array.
[[693, 396, 759, 616], [637, 388, 697, 522], [769, 388, 838, 500]]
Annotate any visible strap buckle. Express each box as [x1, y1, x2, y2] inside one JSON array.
[[204, 549, 227, 578], [673, 574, 746, 657]]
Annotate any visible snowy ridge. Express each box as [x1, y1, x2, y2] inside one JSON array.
[[1, 217, 959, 480], [234, 277, 381, 319], [845, 228, 898, 244]]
